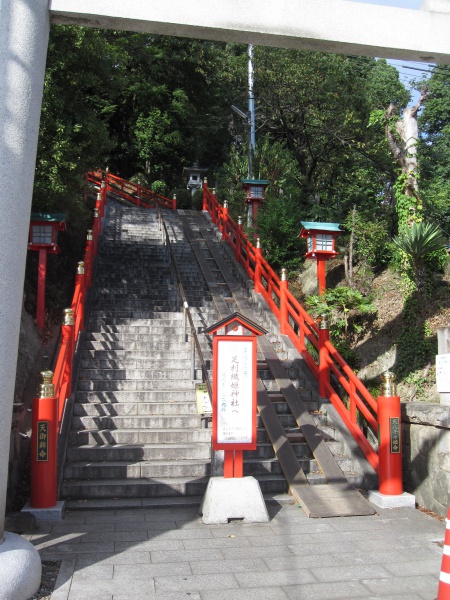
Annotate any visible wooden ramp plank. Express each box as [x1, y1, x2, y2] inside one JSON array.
[[292, 483, 376, 518], [257, 380, 309, 487]]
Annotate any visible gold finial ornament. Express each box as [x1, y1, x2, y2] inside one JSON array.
[[380, 370, 396, 397], [173, 194, 177, 200], [281, 268, 287, 281], [238, 216, 243, 226], [77, 261, 85, 275], [212, 188, 216, 195], [93, 208, 99, 218], [204, 177, 208, 184], [318, 313, 330, 330], [87, 230, 93, 241], [97, 192, 102, 201], [37, 370, 55, 399], [63, 308, 74, 326], [256, 237, 261, 249]]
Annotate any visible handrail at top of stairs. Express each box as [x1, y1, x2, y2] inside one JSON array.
[[202, 184, 379, 473], [158, 209, 213, 409]]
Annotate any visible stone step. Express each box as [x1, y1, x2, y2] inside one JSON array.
[[75, 390, 197, 403], [64, 459, 211, 480], [86, 322, 184, 333], [60, 474, 288, 499], [78, 368, 191, 381], [85, 329, 183, 341], [69, 428, 211, 446], [80, 358, 192, 369], [87, 313, 183, 324], [60, 476, 211, 499], [81, 350, 191, 360], [73, 401, 198, 417], [70, 414, 200, 431], [88, 310, 181, 319], [76, 379, 195, 391], [66, 443, 211, 462], [82, 341, 187, 352]]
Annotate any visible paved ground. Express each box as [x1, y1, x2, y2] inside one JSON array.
[[24, 499, 445, 600]]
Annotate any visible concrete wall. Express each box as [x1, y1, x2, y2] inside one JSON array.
[[402, 403, 450, 516]]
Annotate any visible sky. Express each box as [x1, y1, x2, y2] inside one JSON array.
[[350, 0, 430, 105]]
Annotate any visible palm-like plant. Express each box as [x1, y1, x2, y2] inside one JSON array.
[[393, 221, 446, 299]]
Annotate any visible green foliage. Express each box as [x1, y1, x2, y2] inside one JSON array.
[[393, 221, 446, 297], [171, 188, 193, 210], [394, 296, 436, 379], [306, 287, 376, 341], [343, 209, 392, 268], [253, 194, 305, 274]]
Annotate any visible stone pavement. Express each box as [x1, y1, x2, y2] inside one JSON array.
[[23, 499, 445, 600]]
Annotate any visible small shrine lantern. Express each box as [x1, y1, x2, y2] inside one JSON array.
[[28, 213, 66, 330], [242, 179, 269, 228], [299, 221, 342, 295], [182, 162, 208, 196]]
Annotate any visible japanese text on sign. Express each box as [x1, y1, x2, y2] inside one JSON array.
[[217, 339, 253, 444], [37, 421, 49, 462], [390, 417, 401, 454]]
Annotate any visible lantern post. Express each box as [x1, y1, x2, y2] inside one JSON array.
[[242, 179, 269, 229], [298, 221, 342, 295], [28, 213, 66, 330]]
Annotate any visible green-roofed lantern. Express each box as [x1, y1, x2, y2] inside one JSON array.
[[28, 213, 67, 330], [299, 221, 342, 295], [242, 179, 269, 229]]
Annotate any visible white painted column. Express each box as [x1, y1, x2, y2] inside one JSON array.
[[0, 0, 50, 540]]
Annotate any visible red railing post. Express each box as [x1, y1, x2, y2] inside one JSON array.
[[84, 230, 93, 288], [72, 261, 85, 335], [235, 216, 243, 263], [222, 200, 228, 241], [31, 370, 58, 508], [280, 268, 289, 335], [60, 308, 75, 411], [173, 194, 177, 210], [93, 208, 100, 258], [36, 247, 48, 331], [377, 371, 403, 495], [318, 315, 330, 397], [210, 188, 217, 225], [202, 178, 208, 211], [254, 238, 263, 293]]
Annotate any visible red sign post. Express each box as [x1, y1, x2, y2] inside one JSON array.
[[204, 313, 267, 478]]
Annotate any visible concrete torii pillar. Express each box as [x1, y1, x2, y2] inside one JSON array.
[[0, 0, 50, 597]]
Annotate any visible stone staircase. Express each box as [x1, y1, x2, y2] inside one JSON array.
[[61, 200, 375, 508], [61, 202, 211, 503]]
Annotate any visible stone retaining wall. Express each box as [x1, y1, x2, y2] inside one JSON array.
[[402, 402, 450, 517]]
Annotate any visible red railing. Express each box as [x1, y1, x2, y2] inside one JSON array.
[[87, 170, 176, 210], [202, 184, 379, 473]]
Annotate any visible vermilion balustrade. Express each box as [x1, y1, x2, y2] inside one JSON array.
[[202, 184, 379, 473]]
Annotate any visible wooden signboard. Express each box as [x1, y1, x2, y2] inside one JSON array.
[[212, 335, 257, 451]]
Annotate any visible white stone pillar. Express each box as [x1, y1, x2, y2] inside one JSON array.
[[0, 0, 50, 540]]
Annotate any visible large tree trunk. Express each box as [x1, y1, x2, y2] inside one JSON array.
[[385, 88, 427, 223]]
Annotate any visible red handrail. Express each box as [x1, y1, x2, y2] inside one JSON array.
[[202, 184, 379, 473], [87, 171, 176, 210]]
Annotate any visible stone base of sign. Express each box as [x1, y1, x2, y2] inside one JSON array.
[[0, 532, 42, 600], [200, 476, 270, 524], [22, 500, 65, 521], [368, 490, 416, 509]]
